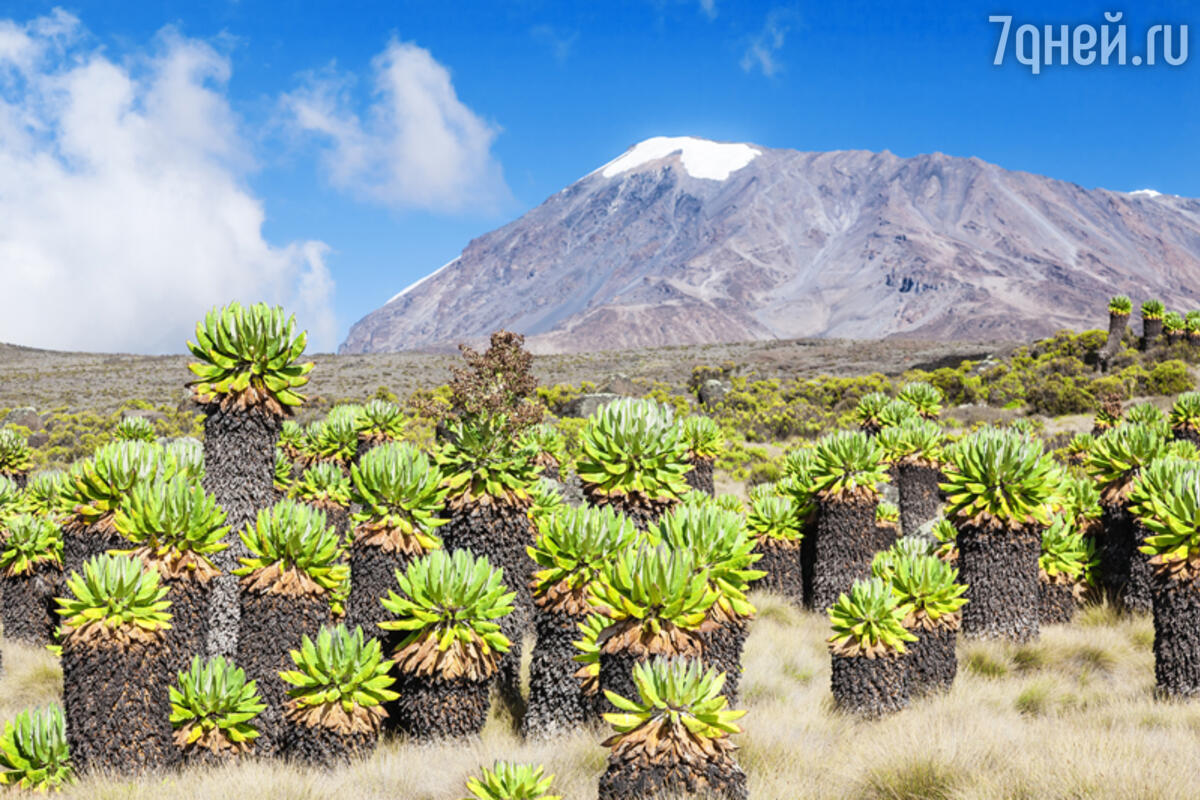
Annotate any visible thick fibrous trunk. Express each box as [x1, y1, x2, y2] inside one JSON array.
[[957, 521, 1039, 642], [281, 720, 376, 768], [754, 536, 804, 605], [386, 673, 492, 740], [1152, 573, 1200, 698], [896, 462, 941, 536], [236, 590, 329, 755], [1038, 577, 1079, 625], [0, 566, 61, 646], [599, 649, 644, 709], [62, 523, 124, 578], [347, 542, 411, 637], [830, 652, 909, 717], [163, 576, 212, 677], [1174, 428, 1200, 447], [202, 406, 282, 659], [905, 626, 956, 696], [598, 755, 748, 800], [809, 493, 878, 612], [1098, 502, 1153, 613], [695, 620, 747, 706], [440, 497, 535, 719], [1098, 313, 1128, 370], [523, 609, 595, 739], [684, 456, 715, 497], [584, 487, 675, 531], [1141, 317, 1164, 350], [62, 634, 178, 776]]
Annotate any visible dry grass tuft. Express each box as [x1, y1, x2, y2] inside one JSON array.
[[2, 596, 1199, 798]]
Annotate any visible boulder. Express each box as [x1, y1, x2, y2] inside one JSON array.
[[560, 393, 620, 419], [698, 379, 730, 409], [2, 408, 44, 431]]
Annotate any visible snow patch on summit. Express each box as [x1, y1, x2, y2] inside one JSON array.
[[595, 136, 761, 181], [388, 257, 460, 304], [1130, 188, 1163, 198]]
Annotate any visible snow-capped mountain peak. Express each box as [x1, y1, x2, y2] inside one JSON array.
[[594, 136, 761, 181]]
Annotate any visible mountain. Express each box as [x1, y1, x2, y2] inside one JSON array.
[[339, 136, 1200, 354]]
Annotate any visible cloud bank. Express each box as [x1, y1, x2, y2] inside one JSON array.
[[0, 11, 336, 354], [284, 40, 510, 214]]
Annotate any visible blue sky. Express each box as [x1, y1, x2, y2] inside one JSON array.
[[0, 0, 1196, 352]]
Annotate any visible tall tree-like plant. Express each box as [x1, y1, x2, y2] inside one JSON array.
[[806, 430, 889, 610], [1135, 462, 1200, 696], [0, 428, 33, 489], [827, 577, 916, 717], [1187, 310, 1200, 346], [232, 500, 341, 753], [291, 462, 352, 535], [187, 301, 313, 659], [577, 398, 692, 528], [873, 551, 967, 695], [1037, 517, 1094, 625], [940, 427, 1056, 641], [650, 504, 764, 705], [878, 418, 944, 536], [588, 545, 717, 704], [355, 399, 406, 461], [897, 382, 943, 420], [279, 624, 399, 766], [0, 513, 62, 646], [169, 655, 266, 767], [1164, 311, 1185, 345], [598, 658, 747, 800], [1169, 392, 1200, 446], [1141, 299, 1165, 350], [113, 474, 230, 674], [1086, 422, 1167, 612], [1099, 295, 1133, 369], [523, 504, 637, 738], [745, 490, 804, 604], [680, 415, 723, 497], [347, 441, 448, 636], [854, 392, 890, 436], [378, 549, 515, 739], [56, 554, 177, 774]]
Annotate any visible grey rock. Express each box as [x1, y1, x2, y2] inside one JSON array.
[[560, 393, 620, 419], [2, 408, 43, 431], [698, 379, 729, 409], [340, 139, 1200, 355]]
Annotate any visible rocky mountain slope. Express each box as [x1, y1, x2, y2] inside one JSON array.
[[340, 137, 1200, 354]]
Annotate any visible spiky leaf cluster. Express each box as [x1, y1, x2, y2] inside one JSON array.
[[940, 427, 1057, 528], [603, 657, 744, 764], [291, 462, 352, 509], [1141, 299, 1165, 321], [808, 430, 888, 499], [22, 471, 70, 517], [63, 441, 161, 529], [305, 416, 359, 467], [235, 500, 347, 596], [680, 415, 723, 460], [529, 504, 637, 615], [827, 577, 916, 658], [161, 439, 205, 481], [519, 423, 567, 471], [897, 382, 943, 419], [279, 420, 305, 458], [650, 505, 764, 621], [274, 449, 293, 493], [590, 545, 716, 656], [744, 493, 800, 543], [356, 399, 405, 445], [576, 399, 691, 502], [877, 418, 944, 466], [438, 416, 541, 505], [1165, 311, 1185, 334], [113, 474, 229, 578], [114, 416, 156, 443], [1108, 295, 1132, 315], [169, 656, 265, 753], [876, 501, 899, 525], [187, 302, 313, 414], [884, 554, 967, 630], [379, 549, 514, 681], [280, 625, 399, 734], [1085, 422, 1167, 501], [878, 400, 919, 429], [1188, 311, 1200, 336], [1170, 392, 1200, 435], [462, 762, 561, 800], [1064, 432, 1095, 464], [57, 554, 172, 644], [0, 428, 33, 477], [0, 705, 72, 791], [527, 478, 566, 526], [571, 612, 608, 695], [1039, 517, 1093, 584], [1124, 403, 1168, 435], [0, 476, 21, 523], [783, 446, 815, 481], [1138, 465, 1200, 578], [350, 441, 447, 554], [854, 392, 890, 430], [870, 537, 937, 580], [0, 514, 62, 577]]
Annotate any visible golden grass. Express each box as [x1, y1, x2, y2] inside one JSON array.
[[3, 595, 1199, 799]]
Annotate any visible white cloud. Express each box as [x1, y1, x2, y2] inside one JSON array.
[[531, 25, 579, 63], [698, 0, 717, 20], [284, 40, 509, 214], [740, 8, 797, 77], [0, 11, 336, 354]]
